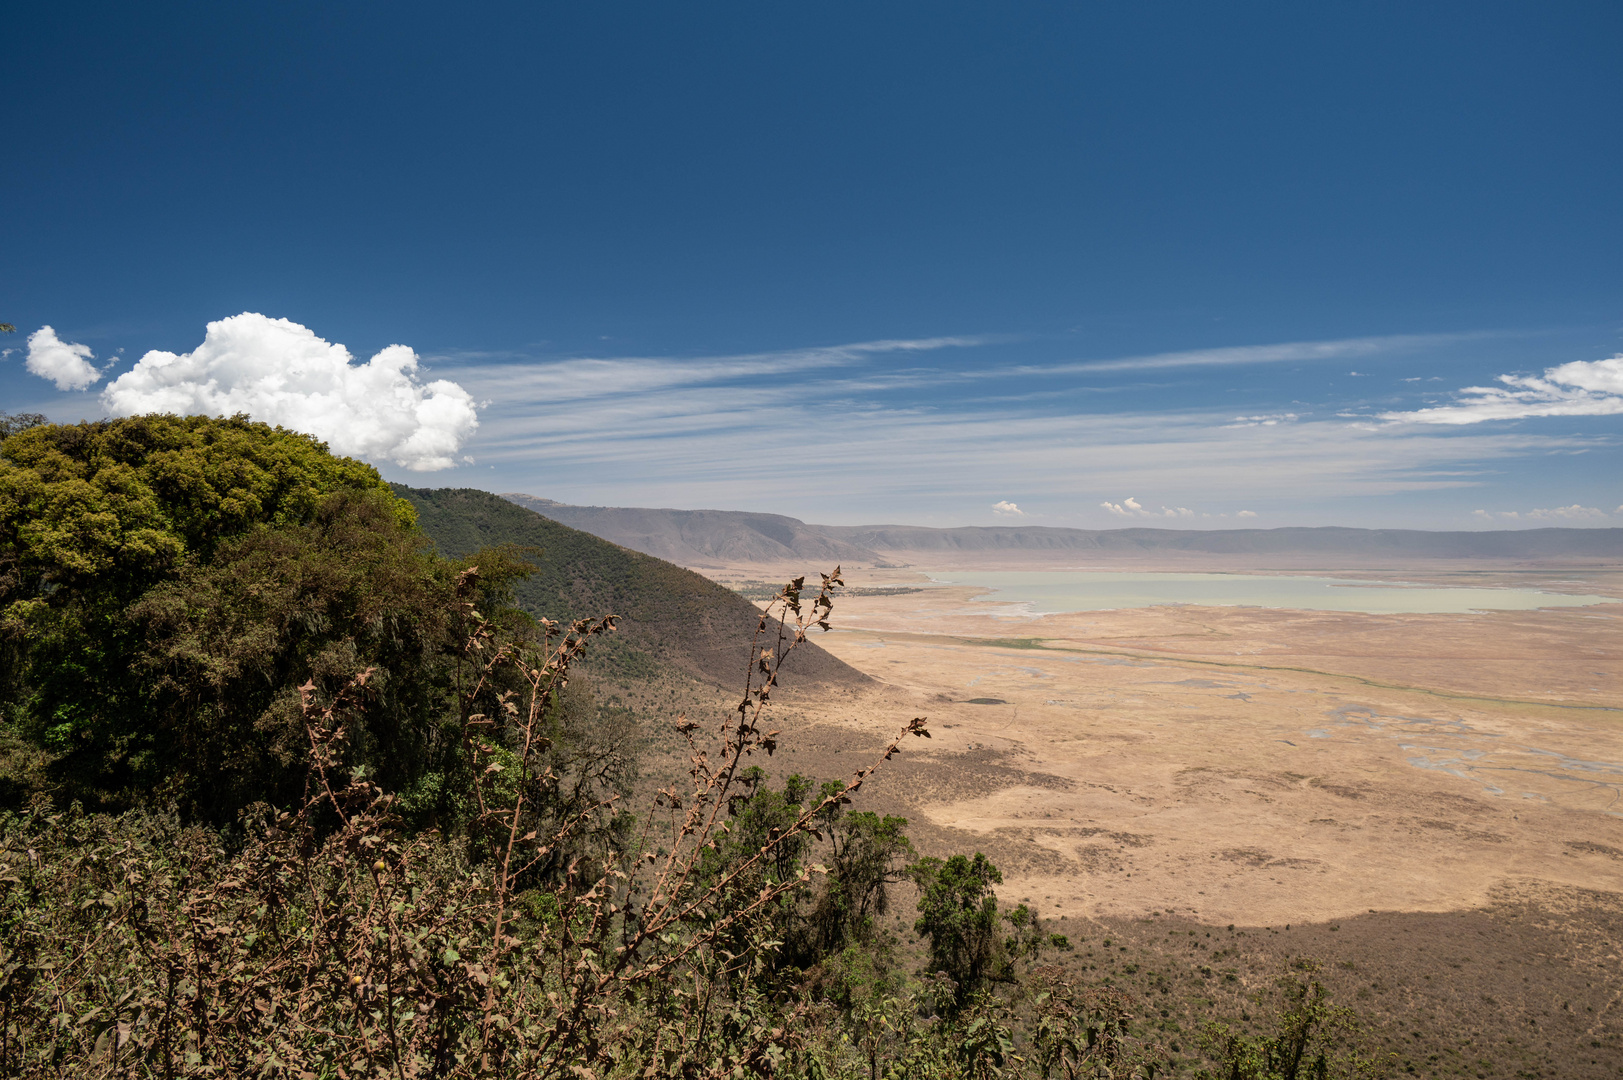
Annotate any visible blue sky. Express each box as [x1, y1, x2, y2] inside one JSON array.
[[4, 2, 1621, 528]]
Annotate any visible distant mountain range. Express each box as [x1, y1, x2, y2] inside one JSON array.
[[502, 494, 1623, 565]]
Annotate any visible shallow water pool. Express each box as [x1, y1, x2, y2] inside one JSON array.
[[922, 570, 1619, 615]]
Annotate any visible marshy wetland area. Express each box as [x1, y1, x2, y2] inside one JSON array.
[[715, 555, 1623, 1077]]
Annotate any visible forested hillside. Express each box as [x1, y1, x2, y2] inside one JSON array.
[[398, 486, 869, 692]]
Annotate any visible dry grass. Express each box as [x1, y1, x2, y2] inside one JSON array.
[[681, 555, 1623, 1078]]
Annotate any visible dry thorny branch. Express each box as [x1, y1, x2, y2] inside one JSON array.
[[459, 565, 933, 1075], [0, 565, 931, 1078]]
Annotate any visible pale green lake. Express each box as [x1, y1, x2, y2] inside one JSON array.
[[922, 571, 1620, 615]]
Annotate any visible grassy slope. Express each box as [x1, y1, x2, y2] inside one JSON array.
[[396, 486, 869, 693]]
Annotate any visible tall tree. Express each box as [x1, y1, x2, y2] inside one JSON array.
[[0, 415, 452, 814], [911, 852, 1009, 1008]]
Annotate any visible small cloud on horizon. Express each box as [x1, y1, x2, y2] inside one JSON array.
[[1101, 497, 1199, 519], [1226, 412, 1299, 428], [1101, 496, 1149, 517], [1473, 504, 1611, 522], [991, 500, 1026, 517]]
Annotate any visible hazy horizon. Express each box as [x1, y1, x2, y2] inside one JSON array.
[[498, 489, 1623, 534]]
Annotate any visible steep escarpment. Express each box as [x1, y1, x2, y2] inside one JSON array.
[[400, 486, 871, 692]]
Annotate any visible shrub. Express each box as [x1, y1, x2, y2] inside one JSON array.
[[0, 567, 937, 1077]]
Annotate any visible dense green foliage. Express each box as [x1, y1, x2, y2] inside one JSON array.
[[0, 591, 1145, 1079], [0, 417, 543, 821], [1, 413, 401, 588], [912, 853, 1016, 1006], [128, 486, 502, 822]]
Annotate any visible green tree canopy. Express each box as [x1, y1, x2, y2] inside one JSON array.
[[0, 413, 405, 601], [128, 485, 485, 819], [911, 852, 1008, 1008], [0, 414, 534, 820]]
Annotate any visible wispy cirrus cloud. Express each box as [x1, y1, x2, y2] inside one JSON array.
[[474, 382, 1568, 501], [442, 331, 1607, 523], [443, 335, 993, 405], [468, 330, 1471, 408], [1381, 355, 1623, 425], [1013, 331, 1478, 376]]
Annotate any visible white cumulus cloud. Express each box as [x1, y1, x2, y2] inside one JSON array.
[[1236, 510, 1258, 518], [1380, 355, 1623, 425], [1100, 497, 1148, 517], [26, 326, 101, 391], [100, 313, 478, 471], [991, 500, 1026, 517]]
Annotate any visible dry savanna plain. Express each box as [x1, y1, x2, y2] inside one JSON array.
[[693, 552, 1623, 1077]]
